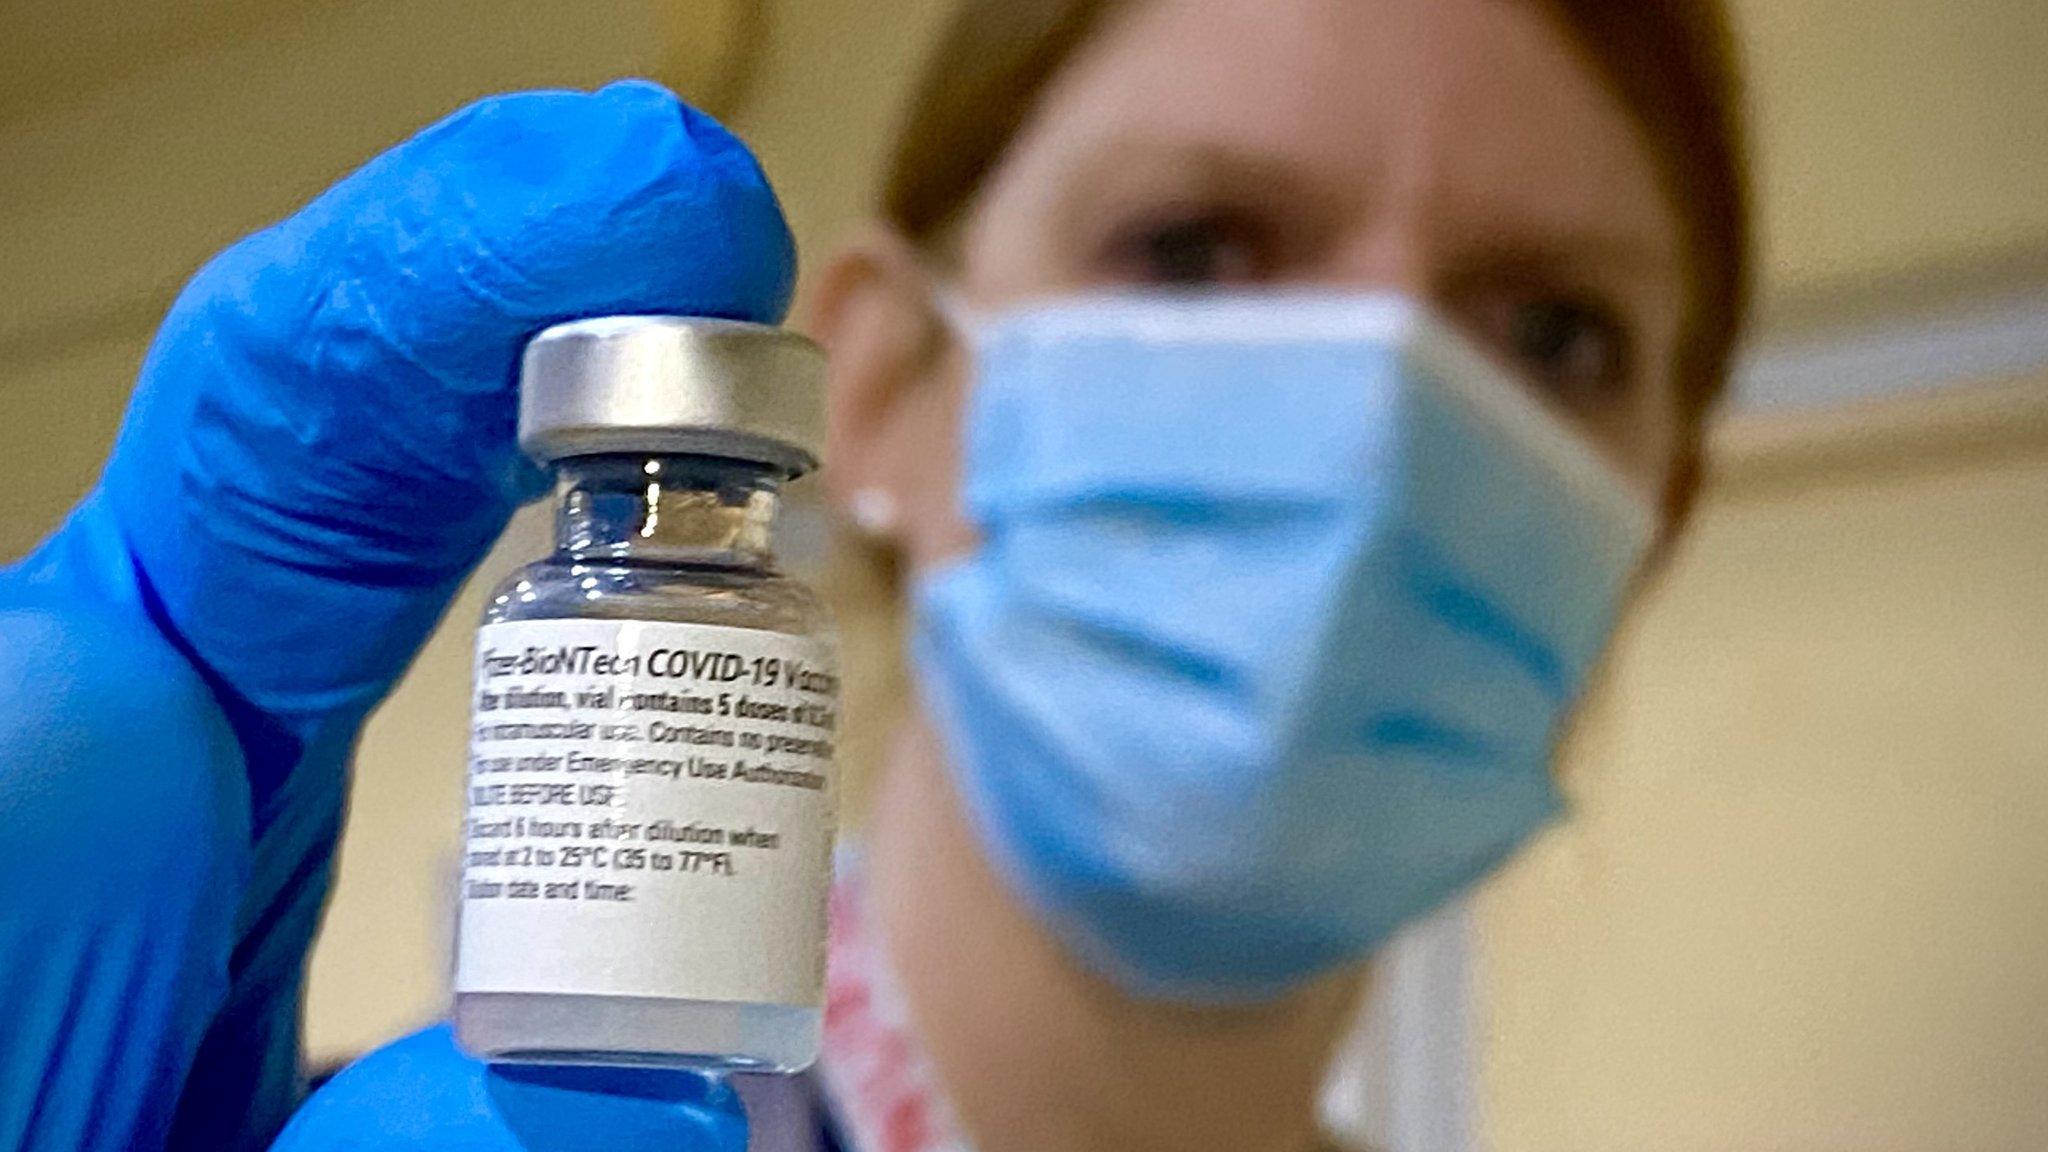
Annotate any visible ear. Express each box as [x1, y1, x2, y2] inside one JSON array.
[[804, 227, 973, 563]]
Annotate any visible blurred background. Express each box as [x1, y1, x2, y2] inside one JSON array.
[[2, 1, 2044, 1149]]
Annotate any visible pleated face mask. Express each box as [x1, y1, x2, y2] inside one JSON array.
[[912, 292, 1656, 1000]]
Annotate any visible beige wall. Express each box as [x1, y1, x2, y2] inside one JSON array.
[[1727, 0, 2048, 298]]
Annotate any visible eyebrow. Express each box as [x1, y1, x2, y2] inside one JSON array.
[[1042, 138, 1347, 247], [1466, 218, 1684, 284], [1039, 136, 1684, 296]]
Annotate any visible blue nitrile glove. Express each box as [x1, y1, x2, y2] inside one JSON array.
[[270, 1026, 748, 1152], [0, 80, 791, 1152]]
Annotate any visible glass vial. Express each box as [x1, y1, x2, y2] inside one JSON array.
[[453, 316, 838, 1072]]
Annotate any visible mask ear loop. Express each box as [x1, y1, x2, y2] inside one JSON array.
[[926, 283, 985, 355]]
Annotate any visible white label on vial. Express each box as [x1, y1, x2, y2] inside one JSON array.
[[455, 618, 837, 1007]]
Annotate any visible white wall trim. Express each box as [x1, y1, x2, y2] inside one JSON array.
[[1732, 282, 2048, 416]]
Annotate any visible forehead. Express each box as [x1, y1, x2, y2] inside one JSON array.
[[970, 0, 1680, 272]]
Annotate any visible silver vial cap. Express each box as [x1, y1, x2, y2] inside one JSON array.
[[519, 315, 827, 477]]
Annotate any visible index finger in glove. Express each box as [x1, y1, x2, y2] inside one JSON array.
[[109, 79, 795, 577], [97, 81, 795, 767]]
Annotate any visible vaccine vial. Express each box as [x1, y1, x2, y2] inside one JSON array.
[[453, 316, 838, 1072]]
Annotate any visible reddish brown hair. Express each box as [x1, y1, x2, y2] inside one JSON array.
[[879, 0, 1750, 505]]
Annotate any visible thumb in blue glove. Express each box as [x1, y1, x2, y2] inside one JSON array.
[[0, 80, 794, 1151]]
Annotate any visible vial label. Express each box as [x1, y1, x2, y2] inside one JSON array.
[[455, 618, 838, 1007]]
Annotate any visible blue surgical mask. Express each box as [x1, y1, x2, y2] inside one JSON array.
[[911, 292, 1656, 1001]]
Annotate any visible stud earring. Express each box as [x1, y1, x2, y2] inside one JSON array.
[[848, 487, 900, 538]]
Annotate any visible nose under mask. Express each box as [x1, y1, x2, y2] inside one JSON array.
[[911, 292, 1655, 1001]]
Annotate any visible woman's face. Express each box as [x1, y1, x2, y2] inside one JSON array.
[[821, 0, 1688, 570]]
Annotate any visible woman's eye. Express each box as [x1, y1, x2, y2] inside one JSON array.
[[1099, 211, 1269, 287], [1492, 298, 1635, 404]]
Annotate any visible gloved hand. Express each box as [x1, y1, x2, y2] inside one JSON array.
[[0, 80, 790, 1151], [270, 1026, 748, 1152]]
